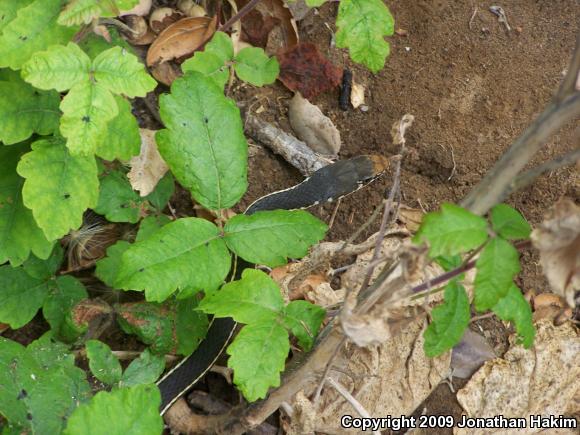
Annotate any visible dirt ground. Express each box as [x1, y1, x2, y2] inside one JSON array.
[[233, 1, 578, 432]]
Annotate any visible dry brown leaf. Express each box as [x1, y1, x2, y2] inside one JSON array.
[[278, 43, 343, 99], [0, 323, 9, 334], [288, 93, 341, 155], [455, 320, 580, 435], [123, 15, 156, 45], [146, 16, 217, 67], [451, 329, 496, 379], [397, 204, 424, 232], [350, 80, 366, 109], [530, 198, 580, 308], [390, 113, 415, 146], [237, 0, 298, 54], [149, 7, 183, 34], [150, 61, 181, 86], [128, 129, 169, 196], [294, 315, 450, 433]]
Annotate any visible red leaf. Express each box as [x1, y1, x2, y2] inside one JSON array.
[[278, 43, 343, 99]]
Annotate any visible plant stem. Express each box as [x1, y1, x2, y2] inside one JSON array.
[[219, 0, 262, 32]]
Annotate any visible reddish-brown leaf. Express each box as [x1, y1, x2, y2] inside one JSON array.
[[278, 43, 343, 99]]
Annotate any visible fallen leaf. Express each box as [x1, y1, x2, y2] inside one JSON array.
[[237, 0, 298, 54], [532, 293, 573, 324], [123, 15, 156, 45], [150, 62, 181, 86], [128, 129, 169, 196], [531, 198, 580, 308], [288, 93, 341, 155], [397, 204, 423, 232], [278, 43, 342, 99], [149, 7, 183, 34], [146, 16, 217, 67], [350, 80, 365, 109], [451, 329, 496, 379], [456, 320, 580, 435], [390, 113, 415, 146]]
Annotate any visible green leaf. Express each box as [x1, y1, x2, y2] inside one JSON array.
[[116, 218, 230, 302], [234, 47, 279, 86], [199, 269, 284, 324], [116, 298, 208, 355], [491, 204, 531, 240], [135, 215, 172, 242], [474, 238, 521, 311], [145, 173, 174, 211], [282, 300, 325, 350], [63, 384, 163, 435], [78, 27, 134, 60], [21, 42, 91, 92], [0, 335, 91, 434], [86, 340, 123, 385], [305, 0, 326, 6], [95, 241, 131, 287], [0, 144, 53, 266], [0, 1, 35, 33], [335, 0, 395, 73], [96, 96, 141, 161], [434, 254, 462, 272], [58, 0, 105, 26], [224, 210, 328, 267], [0, 0, 78, 69], [42, 276, 88, 341], [23, 244, 63, 279], [492, 284, 535, 348], [182, 52, 230, 88], [413, 203, 489, 258], [60, 81, 119, 155], [95, 170, 144, 223], [205, 31, 234, 62], [0, 80, 60, 144], [120, 349, 165, 387], [157, 71, 248, 210], [17, 138, 99, 241], [92, 46, 156, 98], [227, 321, 289, 402], [423, 281, 470, 357], [0, 265, 48, 328]]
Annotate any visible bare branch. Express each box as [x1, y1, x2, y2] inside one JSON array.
[[556, 32, 580, 101]]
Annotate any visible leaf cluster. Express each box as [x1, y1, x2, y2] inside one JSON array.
[[414, 203, 534, 357]]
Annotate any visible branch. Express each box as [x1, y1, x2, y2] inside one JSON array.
[[556, 32, 580, 101]]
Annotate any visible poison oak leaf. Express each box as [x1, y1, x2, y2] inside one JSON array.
[[17, 137, 99, 241], [0, 144, 54, 266], [96, 96, 141, 161]]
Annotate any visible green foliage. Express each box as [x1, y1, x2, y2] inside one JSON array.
[[492, 284, 535, 348], [0, 144, 54, 266], [182, 32, 279, 88], [200, 270, 325, 401], [115, 217, 230, 302], [423, 281, 470, 357], [490, 204, 531, 240], [17, 137, 99, 241], [58, 0, 140, 26], [86, 340, 123, 386], [95, 241, 132, 287], [157, 72, 248, 210], [116, 298, 209, 355], [95, 170, 144, 223], [416, 203, 535, 356], [0, 0, 78, 70], [224, 210, 328, 267], [97, 96, 141, 161], [63, 384, 163, 435], [474, 237, 521, 311], [0, 335, 91, 434], [119, 350, 165, 387], [335, 0, 395, 73], [22, 43, 155, 155], [42, 275, 88, 341], [0, 76, 60, 145], [414, 203, 488, 257], [145, 173, 175, 211]]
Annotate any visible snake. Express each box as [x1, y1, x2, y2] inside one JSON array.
[[156, 154, 390, 415]]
